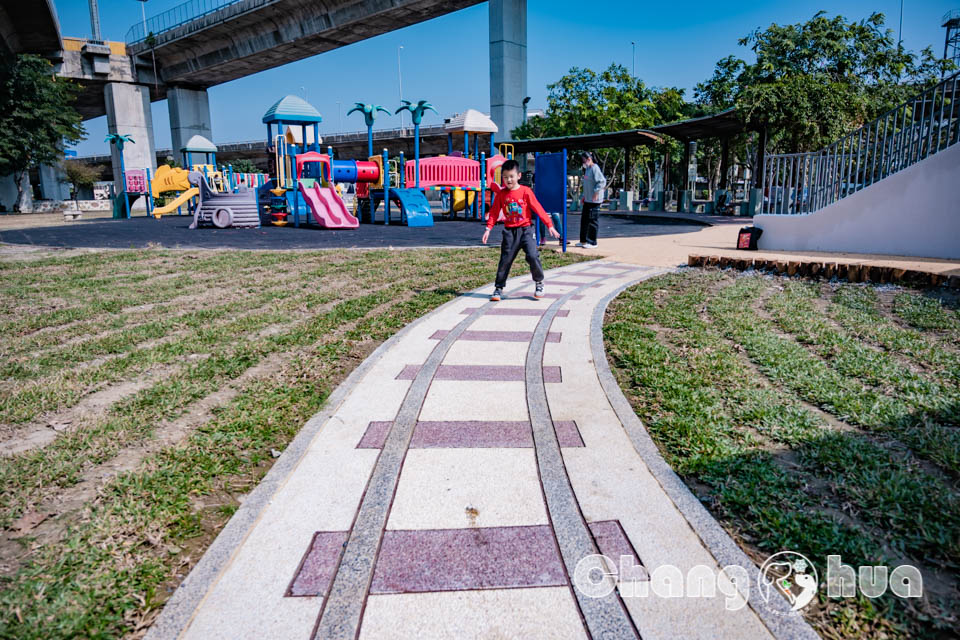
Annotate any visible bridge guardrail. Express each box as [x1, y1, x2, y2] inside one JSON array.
[[126, 0, 259, 46]]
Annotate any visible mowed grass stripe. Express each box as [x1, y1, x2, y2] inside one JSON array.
[[828, 286, 960, 384], [0, 254, 337, 338], [1, 262, 351, 378], [0, 252, 379, 358], [764, 281, 960, 424], [708, 276, 960, 476]]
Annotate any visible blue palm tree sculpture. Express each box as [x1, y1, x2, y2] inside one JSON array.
[[395, 100, 438, 189], [347, 103, 391, 158], [105, 133, 135, 219]]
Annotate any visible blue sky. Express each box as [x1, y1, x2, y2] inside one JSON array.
[[56, 0, 953, 156]]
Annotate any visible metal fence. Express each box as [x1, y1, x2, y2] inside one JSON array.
[[760, 71, 960, 215], [125, 0, 255, 45]]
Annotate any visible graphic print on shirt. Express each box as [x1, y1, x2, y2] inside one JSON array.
[[505, 199, 525, 226]]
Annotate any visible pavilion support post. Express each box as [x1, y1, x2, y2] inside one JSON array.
[[720, 136, 731, 191], [620, 146, 634, 211], [679, 138, 694, 212], [663, 149, 672, 210], [749, 127, 767, 216]]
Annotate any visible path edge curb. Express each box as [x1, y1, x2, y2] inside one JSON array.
[[590, 267, 821, 640]]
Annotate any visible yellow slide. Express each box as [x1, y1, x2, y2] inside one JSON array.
[[152, 188, 199, 217]]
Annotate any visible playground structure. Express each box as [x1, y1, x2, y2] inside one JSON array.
[[258, 95, 362, 228], [187, 171, 260, 229], [251, 94, 566, 237], [104, 131, 267, 221]]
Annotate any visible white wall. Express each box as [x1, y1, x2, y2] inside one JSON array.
[[755, 143, 960, 260]]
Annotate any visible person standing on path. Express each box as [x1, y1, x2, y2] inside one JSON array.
[[481, 160, 560, 301], [578, 151, 606, 248]]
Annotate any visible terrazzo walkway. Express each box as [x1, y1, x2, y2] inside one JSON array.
[[146, 261, 818, 640]]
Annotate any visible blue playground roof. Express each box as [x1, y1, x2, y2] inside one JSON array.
[[262, 95, 323, 124]]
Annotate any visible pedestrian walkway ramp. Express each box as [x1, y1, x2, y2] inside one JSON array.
[[756, 70, 960, 259]]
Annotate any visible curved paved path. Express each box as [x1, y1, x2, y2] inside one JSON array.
[[146, 262, 818, 640]]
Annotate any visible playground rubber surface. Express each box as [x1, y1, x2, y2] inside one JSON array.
[[0, 213, 702, 251], [145, 261, 816, 640]]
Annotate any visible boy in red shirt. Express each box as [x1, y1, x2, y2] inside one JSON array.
[[481, 160, 560, 301]]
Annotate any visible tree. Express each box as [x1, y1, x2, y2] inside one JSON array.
[[511, 64, 686, 193], [60, 160, 102, 206], [696, 12, 954, 153], [0, 55, 85, 211], [230, 158, 258, 174]]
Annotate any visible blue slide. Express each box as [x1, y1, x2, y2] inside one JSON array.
[[388, 188, 434, 227]]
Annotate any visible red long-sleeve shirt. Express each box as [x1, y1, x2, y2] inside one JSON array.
[[485, 185, 554, 230]]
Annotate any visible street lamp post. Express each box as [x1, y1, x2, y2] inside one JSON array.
[[397, 45, 404, 133], [135, 1, 159, 90]]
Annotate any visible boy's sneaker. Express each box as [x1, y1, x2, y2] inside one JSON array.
[[583, 242, 598, 249], [575, 242, 585, 248], [490, 288, 502, 302], [534, 282, 544, 299]]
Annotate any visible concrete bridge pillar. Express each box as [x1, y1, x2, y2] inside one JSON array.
[[104, 82, 156, 209], [38, 163, 71, 201], [168, 86, 213, 163], [489, 0, 527, 139]]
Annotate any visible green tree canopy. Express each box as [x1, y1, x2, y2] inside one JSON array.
[[695, 11, 954, 152], [230, 158, 258, 174], [511, 63, 689, 192], [0, 55, 85, 211], [61, 160, 102, 204]]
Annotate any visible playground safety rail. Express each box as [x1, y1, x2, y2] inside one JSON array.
[[760, 70, 960, 215]]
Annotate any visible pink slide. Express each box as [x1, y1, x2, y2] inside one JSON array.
[[299, 182, 359, 229]]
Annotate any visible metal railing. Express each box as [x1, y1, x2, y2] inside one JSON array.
[[760, 71, 960, 215], [125, 0, 259, 45]]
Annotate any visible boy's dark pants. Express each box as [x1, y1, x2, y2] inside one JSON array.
[[580, 202, 600, 244], [495, 225, 545, 288]]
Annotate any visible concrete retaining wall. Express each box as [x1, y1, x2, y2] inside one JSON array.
[[755, 143, 960, 260]]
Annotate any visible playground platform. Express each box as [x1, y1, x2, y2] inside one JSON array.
[[144, 260, 816, 640]]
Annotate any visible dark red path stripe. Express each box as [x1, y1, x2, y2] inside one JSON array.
[[357, 420, 584, 449], [371, 525, 566, 593], [430, 329, 562, 343], [287, 531, 349, 597], [288, 521, 640, 596], [397, 364, 561, 382]]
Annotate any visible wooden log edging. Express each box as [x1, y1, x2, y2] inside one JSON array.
[[687, 254, 960, 289]]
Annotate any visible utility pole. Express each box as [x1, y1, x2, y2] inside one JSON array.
[[397, 45, 405, 133], [631, 41, 635, 78]]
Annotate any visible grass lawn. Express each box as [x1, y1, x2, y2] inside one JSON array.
[[0, 247, 588, 639], [605, 268, 960, 639]]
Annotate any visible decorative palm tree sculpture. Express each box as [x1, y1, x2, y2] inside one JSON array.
[[347, 103, 391, 158], [395, 100, 437, 189], [105, 133, 135, 219]]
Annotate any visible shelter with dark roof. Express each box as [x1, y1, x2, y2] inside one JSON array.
[[650, 108, 762, 201]]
